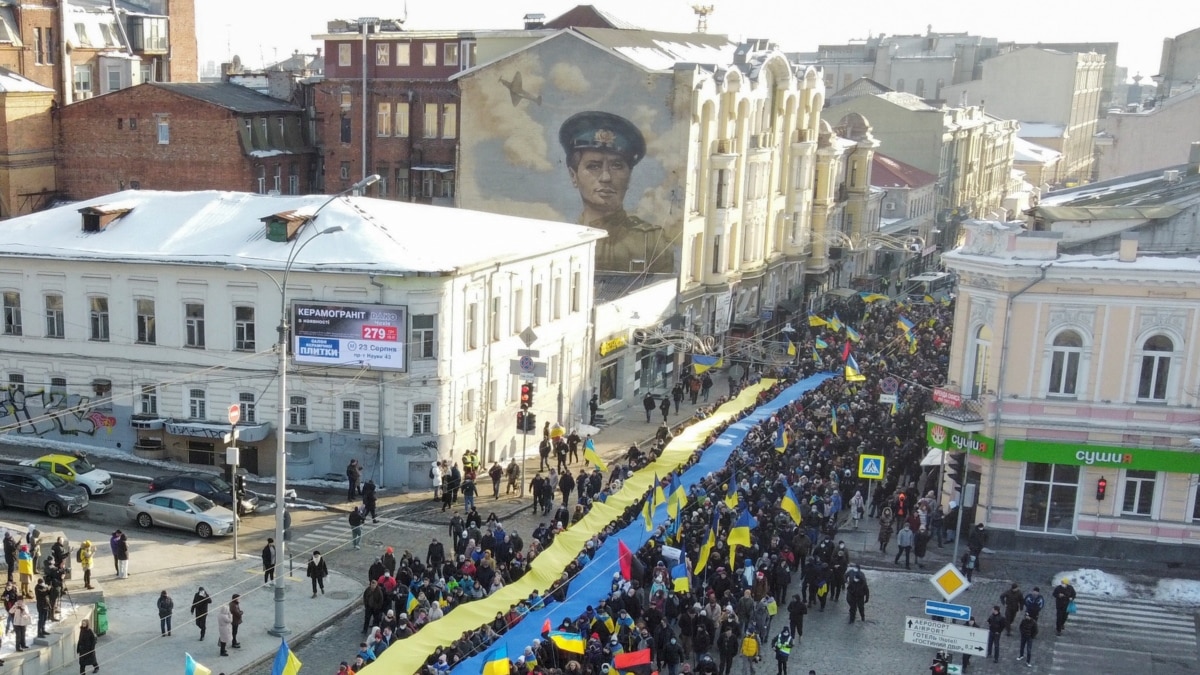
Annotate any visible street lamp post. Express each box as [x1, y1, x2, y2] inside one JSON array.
[[232, 175, 377, 637]]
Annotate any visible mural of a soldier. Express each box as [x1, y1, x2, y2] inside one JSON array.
[[559, 111, 671, 273]]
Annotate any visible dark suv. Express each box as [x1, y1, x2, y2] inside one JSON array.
[[148, 472, 259, 515], [0, 466, 89, 518]]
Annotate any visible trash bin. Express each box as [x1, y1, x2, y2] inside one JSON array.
[[95, 600, 108, 636]]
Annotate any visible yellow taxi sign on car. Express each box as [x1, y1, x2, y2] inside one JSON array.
[[24, 453, 114, 496]]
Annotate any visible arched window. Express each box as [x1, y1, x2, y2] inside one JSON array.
[[968, 325, 992, 397], [936, 78, 945, 99], [916, 78, 926, 97], [1137, 335, 1173, 401], [1047, 330, 1083, 396], [896, 78, 905, 93]]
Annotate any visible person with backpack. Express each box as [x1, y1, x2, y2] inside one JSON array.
[[76, 540, 95, 590], [740, 628, 762, 675], [846, 564, 869, 624]]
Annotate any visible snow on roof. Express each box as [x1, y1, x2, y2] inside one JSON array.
[[0, 190, 605, 276], [946, 247, 1200, 273], [0, 67, 53, 93], [1017, 122, 1067, 139], [1013, 137, 1062, 163], [872, 153, 937, 188], [575, 28, 736, 71]]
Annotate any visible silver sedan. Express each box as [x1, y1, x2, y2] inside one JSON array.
[[125, 489, 236, 539]]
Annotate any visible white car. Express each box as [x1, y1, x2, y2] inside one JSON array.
[[23, 454, 114, 496], [126, 489, 236, 539]]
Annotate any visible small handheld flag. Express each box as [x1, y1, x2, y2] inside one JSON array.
[[185, 654, 212, 675], [270, 639, 302, 675], [781, 485, 804, 525], [583, 437, 607, 473], [787, 340, 797, 356], [482, 644, 511, 675], [548, 630, 586, 654], [808, 313, 828, 327]]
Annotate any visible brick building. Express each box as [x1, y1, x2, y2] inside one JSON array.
[[0, 0, 197, 105], [56, 82, 314, 200], [0, 67, 55, 217]]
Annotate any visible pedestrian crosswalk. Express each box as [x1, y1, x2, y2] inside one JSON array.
[[1048, 595, 1198, 673], [286, 512, 439, 556]]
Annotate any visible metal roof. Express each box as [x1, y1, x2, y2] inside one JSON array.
[[149, 82, 302, 114]]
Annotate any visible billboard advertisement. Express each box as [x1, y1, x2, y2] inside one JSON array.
[[292, 302, 407, 371], [457, 31, 708, 274]]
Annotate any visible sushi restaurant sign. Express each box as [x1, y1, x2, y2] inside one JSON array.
[[1003, 440, 1200, 474], [926, 423, 995, 459]]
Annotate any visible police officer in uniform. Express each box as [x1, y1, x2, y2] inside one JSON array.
[[558, 111, 671, 273]]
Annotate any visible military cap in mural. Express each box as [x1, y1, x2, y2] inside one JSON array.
[[558, 111, 646, 166]]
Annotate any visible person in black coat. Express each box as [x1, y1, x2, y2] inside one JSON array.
[[558, 471, 576, 507], [77, 618, 99, 674], [261, 538, 276, 583], [985, 605, 1006, 663], [786, 594, 807, 638], [1018, 613, 1038, 665], [307, 551, 329, 597], [34, 578, 50, 637], [191, 586, 212, 640], [362, 480, 378, 523], [845, 565, 869, 624], [1052, 579, 1077, 635]]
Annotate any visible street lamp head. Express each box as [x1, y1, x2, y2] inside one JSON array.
[[352, 174, 381, 191], [318, 225, 344, 235], [227, 263, 248, 271]]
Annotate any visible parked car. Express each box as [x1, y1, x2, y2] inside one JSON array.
[[148, 472, 259, 515], [0, 465, 89, 518], [126, 489, 235, 539], [21, 453, 114, 496]]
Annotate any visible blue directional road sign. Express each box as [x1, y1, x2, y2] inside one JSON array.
[[925, 600, 972, 621]]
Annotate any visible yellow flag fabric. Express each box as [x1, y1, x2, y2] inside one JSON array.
[[787, 341, 797, 356], [781, 486, 803, 525], [361, 383, 775, 674], [583, 439, 607, 473]]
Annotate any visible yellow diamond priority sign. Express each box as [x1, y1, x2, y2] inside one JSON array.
[[930, 562, 971, 602], [858, 454, 885, 480]]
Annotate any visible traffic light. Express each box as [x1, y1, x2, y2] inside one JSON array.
[[234, 474, 246, 499], [520, 382, 535, 408], [516, 410, 525, 431], [1096, 476, 1107, 501], [524, 412, 537, 432]]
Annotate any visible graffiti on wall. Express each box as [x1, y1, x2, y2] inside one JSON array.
[[0, 386, 117, 436]]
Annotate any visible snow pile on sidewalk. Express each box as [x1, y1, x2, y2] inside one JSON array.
[[1154, 579, 1200, 607], [1054, 568, 1128, 596]]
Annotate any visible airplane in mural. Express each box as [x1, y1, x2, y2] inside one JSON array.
[[499, 72, 542, 107]]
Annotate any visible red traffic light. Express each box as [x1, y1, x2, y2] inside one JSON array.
[[520, 382, 535, 406], [1096, 476, 1107, 501]]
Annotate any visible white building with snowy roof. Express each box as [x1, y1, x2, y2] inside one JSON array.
[[0, 189, 602, 487]]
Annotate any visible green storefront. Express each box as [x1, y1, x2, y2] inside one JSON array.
[[926, 423, 995, 459], [1003, 440, 1200, 535]]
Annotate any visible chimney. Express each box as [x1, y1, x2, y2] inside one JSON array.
[[1118, 232, 1138, 262], [523, 13, 545, 29], [1189, 141, 1200, 176]]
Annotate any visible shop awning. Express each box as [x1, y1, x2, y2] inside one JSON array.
[[920, 448, 945, 467], [130, 417, 166, 430]]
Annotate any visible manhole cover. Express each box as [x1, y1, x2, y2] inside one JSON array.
[[328, 591, 351, 600]]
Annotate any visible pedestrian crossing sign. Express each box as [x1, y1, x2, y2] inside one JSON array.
[[858, 454, 885, 480]]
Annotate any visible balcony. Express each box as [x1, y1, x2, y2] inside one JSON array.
[[926, 387, 986, 431]]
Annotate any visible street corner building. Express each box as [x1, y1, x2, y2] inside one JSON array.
[[929, 162, 1200, 560], [0, 189, 603, 488]]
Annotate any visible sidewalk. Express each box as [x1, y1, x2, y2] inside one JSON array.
[[0, 518, 363, 675]]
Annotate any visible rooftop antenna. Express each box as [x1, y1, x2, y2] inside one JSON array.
[[691, 4, 714, 33]]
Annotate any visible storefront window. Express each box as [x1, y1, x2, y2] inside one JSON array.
[[1120, 469, 1157, 517], [1192, 478, 1200, 522], [598, 361, 619, 405], [1019, 463, 1079, 534]]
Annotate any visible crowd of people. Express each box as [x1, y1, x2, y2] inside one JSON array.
[[335, 296, 958, 674]]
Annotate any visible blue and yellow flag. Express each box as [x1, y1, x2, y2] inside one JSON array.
[[643, 494, 655, 532], [549, 630, 586, 654], [692, 354, 723, 375], [829, 312, 843, 333], [845, 355, 866, 382], [781, 485, 804, 525], [694, 510, 720, 574], [185, 654, 212, 675], [653, 474, 666, 509], [831, 406, 839, 436], [727, 510, 755, 549], [845, 325, 861, 343], [859, 292, 888, 303], [811, 347, 821, 364], [270, 639, 302, 675], [897, 315, 915, 335], [808, 313, 828, 327], [667, 473, 687, 519], [787, 340, 797, 356], [891, 388, 900, 416], [482, 644, 510, 675], [671, 562, 690, 593], [406, 591, 419, 614], [815, 337, 829, 349], [924, 294, 936, 304], [583, 437, 607, 473], [774, 427, 788, 453], [724, 470, 740, 510]]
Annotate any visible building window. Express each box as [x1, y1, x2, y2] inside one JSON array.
[[1047, 330, 1082, 396], [444, 43, 459, 66], [465, 302, 478, 351], [7, 374, 24, 395], [552, 276, 562, 320], [338, 43, 352, 67], [34, 28, 44, 64], [45, 294, 64, 338], [74, 65, 92, 98], [340, 117, 352, 144], [289, 395, 308, 429], [463, 42, 477, 68], [340, 162, 351, 180], [234, 306, 256, 351], [967, 325, 992, 397], [1136, 335, 1172, 402], [377, 102, 391, 136], [1018, 463, 1079, 534], [49, 377, 66, 401], [107, 66, 122, 93], [422, 103, 438, 138], [396, 43, 411, 66], [490, 297, 501, 342], [188, 388, 207, 420], [156, 117, 169, 144], [1121, 469, 1158, 517], [422, 43, 437, 66], [570, 271, 581, 313], [440, 172, 456, 199], [394, 102, 410, 138], [441, 103, 457, 139], [462, 388, 475, 422], [420, 171, 435, 198], [411, 314, 435, 359], [412, 403, 433, 435], [916, 78, 926, 97], [238, 392, 257, 424], [135, 298, 156, 344], [376, 170, 388, 197], [896, 78, 905, 93], [342, 399, 361, 431], [2, 292, 21, 336], [273, 165, 281, 192], [712, 234, 722, 274], [532, 283, 543, 327], [140, 384, 158, 415], [376, 43, 389, 66], [549, 354, 561, 384], [512, 288, 524, 332], [598, 360, 619, 404], [395, 168, 410, 199], [88, 296, 109, 341]]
